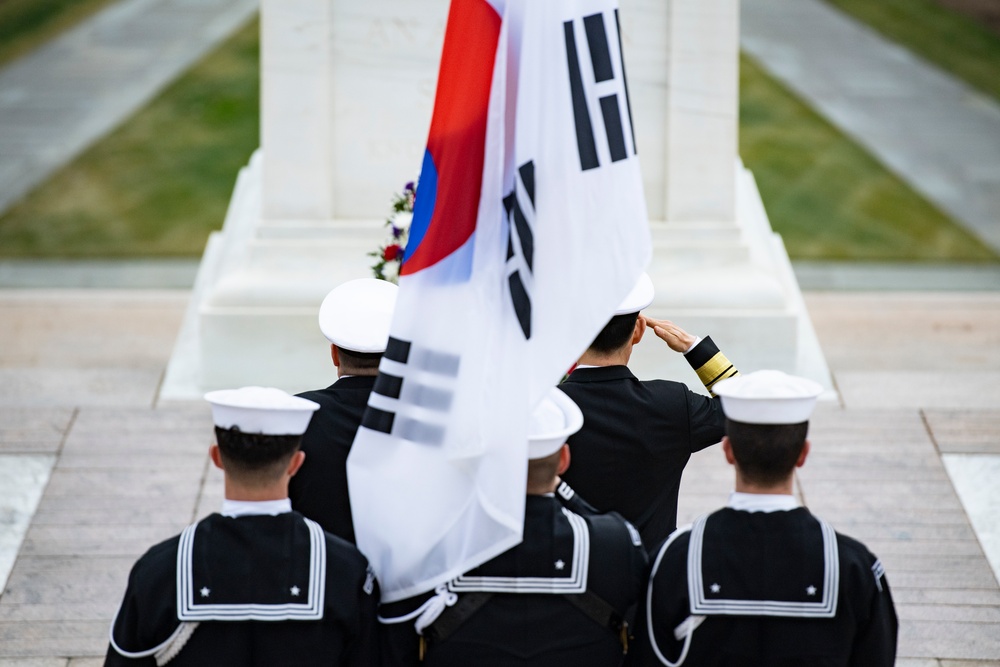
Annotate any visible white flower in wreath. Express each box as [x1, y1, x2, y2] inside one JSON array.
[[393, 210, 414, 231]]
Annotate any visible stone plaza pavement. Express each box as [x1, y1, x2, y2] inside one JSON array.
[[0, 288, 997, 664]]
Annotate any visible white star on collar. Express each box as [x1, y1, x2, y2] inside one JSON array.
[[290, 585, 301, 597], [710, 583, 721, 594], [554, 559, 565, 570], [200, 587, 210, 598], [806, 585, 817, 596]]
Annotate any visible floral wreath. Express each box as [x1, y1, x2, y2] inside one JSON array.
[[369, 180, 416, 284]]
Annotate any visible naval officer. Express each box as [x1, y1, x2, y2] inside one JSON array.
[[633, 370, 898, 666], [560, 273, 740, 549], [379, 387, 649, 667], [106, 387, 380, 666], [289, 278, 398, 543]]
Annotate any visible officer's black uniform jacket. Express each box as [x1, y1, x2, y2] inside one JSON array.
[[632, 507, 898, 666], [290, 375, 376, 544], [105, 512, 380, 666], [380, 495, 648, 667], [560, 337, 736, 548]]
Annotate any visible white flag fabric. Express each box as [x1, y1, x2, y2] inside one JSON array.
[[347, 0, 651, 602]]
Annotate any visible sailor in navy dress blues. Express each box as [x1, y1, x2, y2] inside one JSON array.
[[560, 273, 740, 549], [633, 371, 898, 667], [105, 387, 380, 666], [289, 278, 398, 544], [378, 388, 648, 667]]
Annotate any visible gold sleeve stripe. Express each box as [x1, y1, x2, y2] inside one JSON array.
[[696, 352, 740, 395]]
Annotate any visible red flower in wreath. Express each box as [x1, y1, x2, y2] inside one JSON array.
[[383, 244, 402, 261]]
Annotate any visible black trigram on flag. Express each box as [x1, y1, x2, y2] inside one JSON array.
[[563, 9, 637, 172], [360, 336, 459, 446], [504, 161, 535, 340]]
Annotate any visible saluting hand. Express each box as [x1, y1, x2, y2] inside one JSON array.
[[642, 316, 697, 353]]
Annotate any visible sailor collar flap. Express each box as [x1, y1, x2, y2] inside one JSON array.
[[176, 515, 327, 621], [448, 507, 590, 594], [687, 510, 840, 618]]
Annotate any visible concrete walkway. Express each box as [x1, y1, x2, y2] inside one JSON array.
[[0, 259, 200, 289], [0, 288, 998, 664], [4, 258, 1000, 291], [742, 0, 1000, 255], [0, 0, 257, 216]]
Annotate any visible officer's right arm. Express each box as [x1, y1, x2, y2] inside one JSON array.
[[682, 334, 737, 451], [641, 318, 739, 396]]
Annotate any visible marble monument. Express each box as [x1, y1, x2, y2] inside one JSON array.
[[161, 0, 831, 398]]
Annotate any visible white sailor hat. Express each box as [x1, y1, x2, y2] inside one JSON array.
[[712, 370, 823, 425], [318, 278, 398, 353], [615, 272, 655, 315], [528, 387, 584, 459], [205, 386, 320, 436]]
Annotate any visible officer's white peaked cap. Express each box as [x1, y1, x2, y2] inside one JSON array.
[[713, 370, 823, 425], [528, 387, 584, 459], [318, 278, 398, 352], [614, 272, 654, 315], [205, 386, 320, 436]]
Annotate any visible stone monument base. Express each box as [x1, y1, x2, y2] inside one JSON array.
[[160, 151, 385, 399], [160, 154, 832, 401]]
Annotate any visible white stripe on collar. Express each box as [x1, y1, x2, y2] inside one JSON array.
[[221, 498, 292, 518], [687, 512, 839, 618], [176, 515, 326, 621], [447, 508, 589, 594], [727, 492, 799, 513]]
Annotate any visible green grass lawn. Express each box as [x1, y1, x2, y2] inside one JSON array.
[[0, 0, 118, 67], [740, 53, 996, 262], [823, 0, 1000, 103], [0, 15, 994, 262], [0, 17, 260, 258]]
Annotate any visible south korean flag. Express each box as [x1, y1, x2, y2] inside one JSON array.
[[347, 0, 650, 603]]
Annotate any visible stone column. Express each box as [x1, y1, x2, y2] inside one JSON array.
[[260, 0, 335, 221], [662, 0, 739, 223], [260, 0, 448, 223]]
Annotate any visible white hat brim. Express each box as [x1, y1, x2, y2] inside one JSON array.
[[318, 279, 398, 353], [205, 387, 320, 435], [528, 388, 584, 459], [615, 272, 655, 315], [713, 371, 823, 424]]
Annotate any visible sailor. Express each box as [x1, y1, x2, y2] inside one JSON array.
[[633, 370, 898, 667], [559, 272, 739, 548], [289, 278, 398, 543], [379, 387, 648, 667], [106, 386, 380, 666]]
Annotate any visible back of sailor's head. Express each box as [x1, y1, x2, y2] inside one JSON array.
[[589, 272, 654, 354]]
